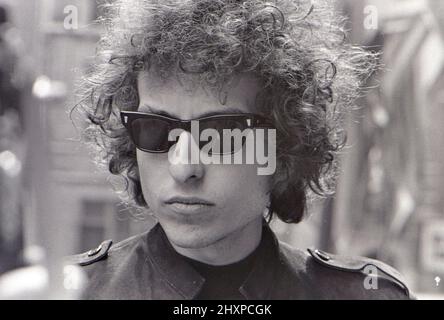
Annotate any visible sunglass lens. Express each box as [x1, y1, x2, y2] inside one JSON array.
[[132, 118, 170, 152], [200, 118, 248, 155]]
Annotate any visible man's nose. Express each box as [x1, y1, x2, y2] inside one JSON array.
[[168, 130, 205, 184]]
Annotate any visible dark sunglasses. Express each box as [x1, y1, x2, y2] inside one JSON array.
[[120, 111, 274, 154]]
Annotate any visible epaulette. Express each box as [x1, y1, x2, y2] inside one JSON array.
[[307, 247, 413, 298], [65, 240, 113, 267]]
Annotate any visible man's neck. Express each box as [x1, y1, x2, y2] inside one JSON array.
[[170, 218, 263, 266]]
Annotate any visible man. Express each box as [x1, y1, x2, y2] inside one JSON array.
[[68, 0, 414, 299]]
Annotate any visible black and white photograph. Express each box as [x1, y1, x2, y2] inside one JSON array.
[[0, 0, 442, 304]]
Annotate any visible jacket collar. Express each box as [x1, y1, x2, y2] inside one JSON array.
[[146, 222, 279, 300]]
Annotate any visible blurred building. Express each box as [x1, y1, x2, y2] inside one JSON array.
[[271, 0, 444, 298], [0, 2, 27, 274], [327, 0, 444, 295], [0, 0, 153, 281]]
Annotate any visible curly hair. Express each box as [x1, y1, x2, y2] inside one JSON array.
[[74, 0, 375, 223]]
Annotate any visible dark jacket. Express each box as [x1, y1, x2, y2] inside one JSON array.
[[67, 223, 414, 300]]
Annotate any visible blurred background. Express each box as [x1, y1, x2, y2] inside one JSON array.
[[0, 0, 443, 299]]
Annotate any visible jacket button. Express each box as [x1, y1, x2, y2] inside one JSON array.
[[87, 244, 102, 257], [315, 249, 331, 261]]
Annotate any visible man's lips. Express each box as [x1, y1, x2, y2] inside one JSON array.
[[164, 196, 215, 215], [164, 196, 215, 206]]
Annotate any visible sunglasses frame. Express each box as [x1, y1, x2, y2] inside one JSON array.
[[120, 110, 274, 154]]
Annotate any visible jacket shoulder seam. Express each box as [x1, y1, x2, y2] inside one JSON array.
[[65, 239, 113, 267], [307, 247, 413, 298]]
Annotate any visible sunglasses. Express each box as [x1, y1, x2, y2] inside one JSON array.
[[120, 111, 274, 154]]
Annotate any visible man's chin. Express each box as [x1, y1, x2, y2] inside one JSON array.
[[166, 232, 224, 249], [161, 223, 227, 249]]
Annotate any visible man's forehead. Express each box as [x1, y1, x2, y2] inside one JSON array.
[[137, 71, 261, 117], [138, 104, 246, 119]]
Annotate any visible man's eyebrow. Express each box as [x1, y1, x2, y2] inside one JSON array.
[[138, 105, 179, 119], [138, 104, 246, 119]]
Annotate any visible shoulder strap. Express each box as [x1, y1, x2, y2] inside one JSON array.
[[65, 240, 113, 267], [307, 247, 413, 298]]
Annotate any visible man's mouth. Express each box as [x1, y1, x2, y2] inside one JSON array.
[[164, 196, 215, 214]]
